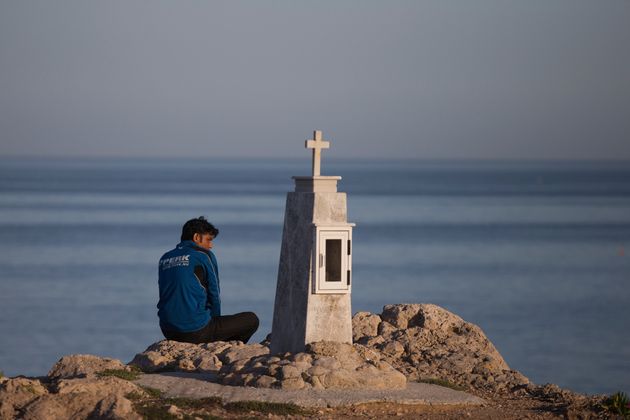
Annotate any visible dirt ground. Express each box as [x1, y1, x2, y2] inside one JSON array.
[[130, 386, 612, 419], [327, 394, 607, 420]]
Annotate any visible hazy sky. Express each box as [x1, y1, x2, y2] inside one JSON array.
[[1, 1, 629, 160]]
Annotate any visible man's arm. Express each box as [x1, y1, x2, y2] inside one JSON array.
[[208, 252, 221, 317], [194, 263, 221, 317], [206, 267, 221, 317]]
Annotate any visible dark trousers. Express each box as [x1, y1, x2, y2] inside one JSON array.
[[161, 312, 259, 344]]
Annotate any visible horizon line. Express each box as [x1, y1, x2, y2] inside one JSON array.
[[1, 154, 630, 164]]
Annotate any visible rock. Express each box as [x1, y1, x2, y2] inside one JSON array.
[[0, 377, 48, 419], [194, 354, 222, 373], [0, 401, 14, 419], [381, 341, 405, 357], [352, 311, 381, 342], [357, 303, 529, 394], [125, 302, 527, 394], [291, 352, 313, 364], [306, 365, 328, 377], [292, 361, 311, 373], [299, 341, 406, 390], [222, 344, 269, 364], [221, 373, 244, 387], [510, 370, 529, 383], [129, 339, 238, 373], [47, 354, 128, 380], [279, 365, 301, 380], [0, 377, 48, 397], [199, 341, 234, 354], [54, 376, 142, 397], [91, 393, 141, 419], [186, 338, 409, 391], [306, 341, 363, 368], [309, 375, 325, 389], [312, 356, 341, 370], [377, 321, 397, 336], [254, 375, 276, 388], [22, 392, 141, 420], [363, 335, 385, 347], [129, 351, 171, 373], [176, 358, 196, 371], [167, 404, 182, 418], [319, 370, 359, 389], [242, 373, 259, 386], [13, 375, 143, 420], [381, 304, 426, 329], [21, 396, 69, 420]]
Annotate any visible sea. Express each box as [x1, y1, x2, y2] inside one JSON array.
[[0, 157, 628, 396]]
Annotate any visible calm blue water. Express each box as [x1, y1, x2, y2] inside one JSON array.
[[0, 157, 629, 396]]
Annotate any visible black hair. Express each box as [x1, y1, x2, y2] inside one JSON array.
[[181, 216, 219, 241]]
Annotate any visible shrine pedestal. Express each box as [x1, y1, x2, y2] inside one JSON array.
[[292, 176, 341, 193], [270, 131, 355, 355], [270, 186, 353, 354]]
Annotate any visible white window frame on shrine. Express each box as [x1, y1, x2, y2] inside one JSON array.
[[312, 223, 354, 294]]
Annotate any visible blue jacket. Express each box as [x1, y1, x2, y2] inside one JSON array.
[[157, 240, 221, 332]]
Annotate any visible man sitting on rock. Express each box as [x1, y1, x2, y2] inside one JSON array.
[[157, 216, 259, 344]]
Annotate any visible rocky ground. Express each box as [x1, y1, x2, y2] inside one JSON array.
[[0, 303, 621, 419], [130, 339, 406, 391]]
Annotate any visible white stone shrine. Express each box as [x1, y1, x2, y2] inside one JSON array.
[[270, 130, 355, 354]]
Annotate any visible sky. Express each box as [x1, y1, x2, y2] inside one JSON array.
[[0, 1, 629, 160]]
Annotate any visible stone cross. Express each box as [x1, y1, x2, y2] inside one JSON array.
[[305, 130, 330, 177]]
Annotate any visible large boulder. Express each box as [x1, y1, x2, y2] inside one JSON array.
[[0, 378, 48, 419], [131, 303, 529, 393], [48, 354, 130, 380], [131, 339, 406, 391], [353, 303, 530, 393], [21, 391, 140, 420], [221, 341, 406, 390], [129, 339, 269, 374], [1, 368, 144, 420]]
